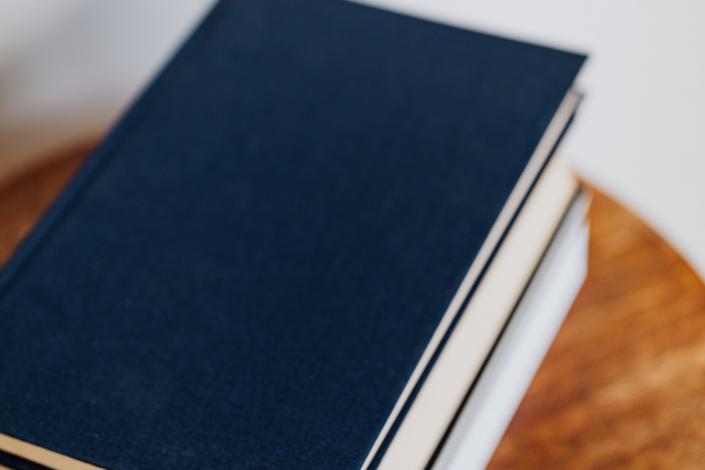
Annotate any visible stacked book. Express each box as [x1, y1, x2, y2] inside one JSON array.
[[0, 0, 587, 468]]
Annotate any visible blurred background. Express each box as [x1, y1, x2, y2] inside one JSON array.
[[1, 0, 704, 277]]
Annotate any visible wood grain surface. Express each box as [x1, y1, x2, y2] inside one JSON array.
[[1, 146, 704, 468]]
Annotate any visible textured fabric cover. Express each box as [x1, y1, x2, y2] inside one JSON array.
[[0, 0, 584, 468]]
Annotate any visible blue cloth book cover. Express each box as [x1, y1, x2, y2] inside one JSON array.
[[0, 0, 585, 468]]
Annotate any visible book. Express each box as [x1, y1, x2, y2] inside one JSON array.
[[0, 0, 585, 468]]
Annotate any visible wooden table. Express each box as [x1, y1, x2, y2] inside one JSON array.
[[2, 144, 705, 468]]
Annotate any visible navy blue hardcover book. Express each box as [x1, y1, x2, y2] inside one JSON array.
[[0, 0, 585, 468]]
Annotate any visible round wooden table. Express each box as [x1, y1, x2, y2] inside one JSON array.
[[2, 143, 705, 468]]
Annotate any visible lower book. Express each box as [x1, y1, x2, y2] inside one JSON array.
[[434, 192, 590, 469]]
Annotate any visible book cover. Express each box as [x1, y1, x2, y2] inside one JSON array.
[[0, 0, 584, 468]]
